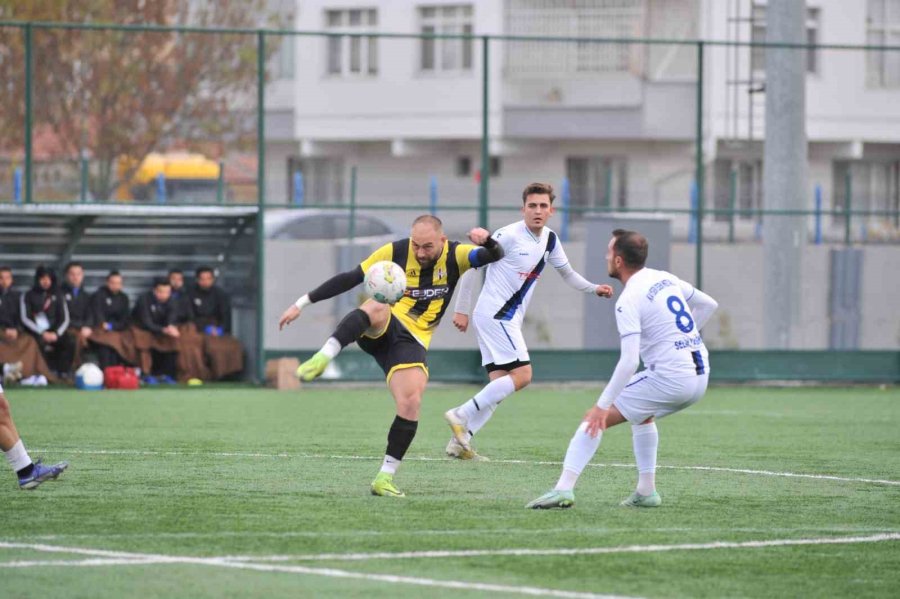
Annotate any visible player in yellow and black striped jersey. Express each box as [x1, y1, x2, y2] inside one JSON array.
[[277, 215, 504, 497]]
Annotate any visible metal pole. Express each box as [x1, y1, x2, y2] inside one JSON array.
[[80, 155, 88, 203], [560, 177, 570, 242], [478, 36, 489, 229], [694, 41, 704, 289], [255, 30, 266, 384], [844, 169, 851, 246], [349, 165, 357, 241], [728, 166, 736, 243], [429, 175, 437, 215], [217, 160, 225, 204], [814, 184, 822, 245], [24, 22, 33, 204]]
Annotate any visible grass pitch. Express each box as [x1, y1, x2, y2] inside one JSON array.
[[1, 384, 898, 598]]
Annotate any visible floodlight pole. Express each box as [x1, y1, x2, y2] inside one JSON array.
[[479, 36, 489, 229], [694, 41, 704, 289], [256, 30, 266, 384]]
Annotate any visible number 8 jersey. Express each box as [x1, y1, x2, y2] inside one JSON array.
[[614, 267, 710, 378]]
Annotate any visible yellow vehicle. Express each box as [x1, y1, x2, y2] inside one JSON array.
[[117, 152, 222, 203]]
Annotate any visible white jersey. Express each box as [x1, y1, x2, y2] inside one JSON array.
[[614, 267, 710, 378], [472, 221, 569, 326]]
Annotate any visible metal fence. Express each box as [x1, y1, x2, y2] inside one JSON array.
[[1, 20, 899, 377]]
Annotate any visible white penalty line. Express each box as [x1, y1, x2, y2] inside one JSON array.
[[219, 532, 900, 563], [0, 542, 634, 599], [33, 448, 900, 487]]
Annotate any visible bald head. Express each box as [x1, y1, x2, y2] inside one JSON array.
[[410, 215, 447, 267]]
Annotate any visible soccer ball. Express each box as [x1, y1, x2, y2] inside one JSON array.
[[75, 363, 104, 390], [364, 260, 407, 304]]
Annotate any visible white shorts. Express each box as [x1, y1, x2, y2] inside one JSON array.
[[613, 370, 708, 424], [472, 313, 530, 368]]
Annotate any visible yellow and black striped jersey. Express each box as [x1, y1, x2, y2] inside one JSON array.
[[360, 239, 480, 348]]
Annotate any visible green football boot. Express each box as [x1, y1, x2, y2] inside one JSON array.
[[620, 490, 661, 508], [371, 472, 405, 497], [296, 352, 330, 382], [525, 489, 575, 509]]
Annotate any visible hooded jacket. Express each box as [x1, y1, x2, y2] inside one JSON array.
[[21, 265, 70, 337]]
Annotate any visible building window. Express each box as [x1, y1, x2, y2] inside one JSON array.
[[287, 157, 345, 205], [273, 35, 295, 80], [833, 160, 900, 228], [867, 0, 900, 87], [325, 9, 378, 77], [565, 157, 628, 216], [419, 5, 474, 73], [505, 0, 645, 78], [713, 159, 763, 223], [750, 4, 820, 75], [456, 156, 471, 177]]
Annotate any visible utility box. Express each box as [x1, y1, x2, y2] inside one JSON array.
[[582, 214, 672, 349]]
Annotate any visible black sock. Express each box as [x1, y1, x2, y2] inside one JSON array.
[[332, 309, 371, 348], [385, 415, 418, 461], [17, 463, 35, 478]]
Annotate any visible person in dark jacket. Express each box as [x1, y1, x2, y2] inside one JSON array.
[[0, 267, 20, 345], [20, 265, 74, 378], [168, 269, 194, 326], [189, 266, 243, 380], [0, 267, 54, 385], [188, 266, 231, 335], [61, 261, 93, 372], [88, 271, 132, 369], [131, 277, 179, 384]]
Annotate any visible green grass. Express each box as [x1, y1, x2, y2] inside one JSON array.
[[1, 384, 899, 598]]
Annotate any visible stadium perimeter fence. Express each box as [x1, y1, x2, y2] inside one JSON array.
[[0, 21, 898, 382]]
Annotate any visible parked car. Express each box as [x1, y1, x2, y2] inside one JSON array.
[[264, 209, 400, 242]]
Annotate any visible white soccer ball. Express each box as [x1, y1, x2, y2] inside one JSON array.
[[364, 260, 407, 305], [75, 363, 104, 390]]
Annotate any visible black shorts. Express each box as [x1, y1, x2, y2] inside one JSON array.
[[357, 315, 428, 382]]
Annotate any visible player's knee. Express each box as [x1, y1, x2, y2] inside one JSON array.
[[396, 393, 421, 419], [359, 300, 390, 327], [512, 366, 533, 390], [0, 396, 10, 423]]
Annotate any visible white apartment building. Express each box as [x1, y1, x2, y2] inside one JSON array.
[[264, 0, 900, 240]]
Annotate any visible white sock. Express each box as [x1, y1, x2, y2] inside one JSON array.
[[320, 337, 342, 360], [4, 439, 32, 473], [465, 404, 497, 441], [632, 422, 658, 495], [457, 376, 516, 422], [555, 422, 602, 491], [380, 455, 399, 475]]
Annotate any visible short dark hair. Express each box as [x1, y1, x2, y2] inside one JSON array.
[[612, 229, 648, 269], [522, 182, 555, 204], [0, 265, 11, 274], [168, 268, 183, 276], [412, 214, 443, 231], [153, 276, 171, 288], [107, 270, 121, 280], [195, 266, 215, 278], [64, 261, 82, 273]]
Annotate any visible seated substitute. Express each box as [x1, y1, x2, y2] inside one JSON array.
[[61, 261, 93, 372], [20, 265, 74, 379], [189, 266, 243, 380], [88, 271, 133, 369], [0, 267, 53, 385], [131, 278, 180, 385]]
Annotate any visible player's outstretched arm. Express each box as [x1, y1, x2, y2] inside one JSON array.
[[467, 228, 504, 266], [554, 263, 613, 298], [278, 266, 366, 330]]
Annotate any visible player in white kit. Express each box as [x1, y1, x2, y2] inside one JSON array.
[[444, 182, 613, 460], [526, 229, 718, 509]]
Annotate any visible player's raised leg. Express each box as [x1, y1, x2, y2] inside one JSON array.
[[297, 300, 389, 381], [0, 382, 68, 490], [372, 365, 427, 497]]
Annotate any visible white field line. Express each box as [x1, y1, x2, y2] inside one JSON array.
[[0, 542, 635, 599], [33, 448, 900, 486], [16, 526, 898, 542], [217, 533, 900, 563]]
